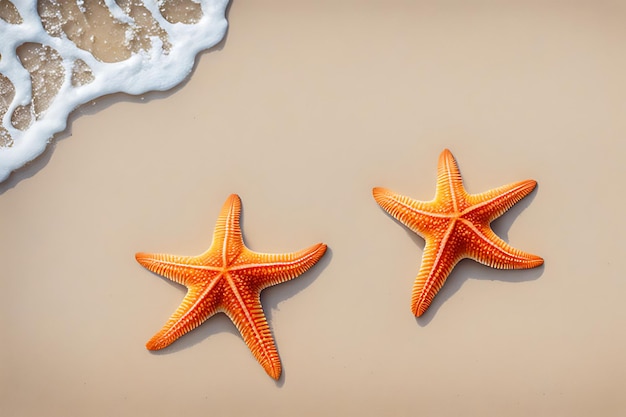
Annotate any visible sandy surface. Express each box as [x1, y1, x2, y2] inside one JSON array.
[[2, 1, 626, 416]]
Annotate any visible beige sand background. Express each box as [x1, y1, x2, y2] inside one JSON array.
[[2, 1, 626, 416]]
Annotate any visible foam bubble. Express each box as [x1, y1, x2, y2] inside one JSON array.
[[0, 0, 229, 182]]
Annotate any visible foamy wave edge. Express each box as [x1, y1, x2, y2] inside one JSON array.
[[0, 0, 229, 183]]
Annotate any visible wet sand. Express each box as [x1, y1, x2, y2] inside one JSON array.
[[2, 1, 626, 416]]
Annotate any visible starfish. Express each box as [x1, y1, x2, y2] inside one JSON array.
[[135, 194, 327, 380], [373, 149, 543, 317]]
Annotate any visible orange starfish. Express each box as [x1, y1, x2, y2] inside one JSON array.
[[373, 149, 543, 317], [135, 194, 327, 380]]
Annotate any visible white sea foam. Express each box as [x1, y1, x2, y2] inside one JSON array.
[[0, 0, 228, 183]]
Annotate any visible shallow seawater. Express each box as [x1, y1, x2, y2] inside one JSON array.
[[0, 0, 228, 182]]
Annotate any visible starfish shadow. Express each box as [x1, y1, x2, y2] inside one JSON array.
[[415, 260, 544, 325], [0, 1, 232, 194], [263, 247, 333, 387]]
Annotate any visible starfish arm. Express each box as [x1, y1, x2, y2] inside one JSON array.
[[146, 285, 220, 350], [232, 243, 327, 290], [461, 221, 544, 269], [209, 194, 245, 264], [464, 179, 537, 223], [411, 234, 462, 317], [223, 289, 282, 380], [135, 252, 220, 286], [434, 149, 468, 212], [373, 187, 445, 237]]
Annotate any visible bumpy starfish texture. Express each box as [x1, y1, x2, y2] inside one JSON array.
[[373, 149, 543, 317], [135, 194, 327, 380]]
